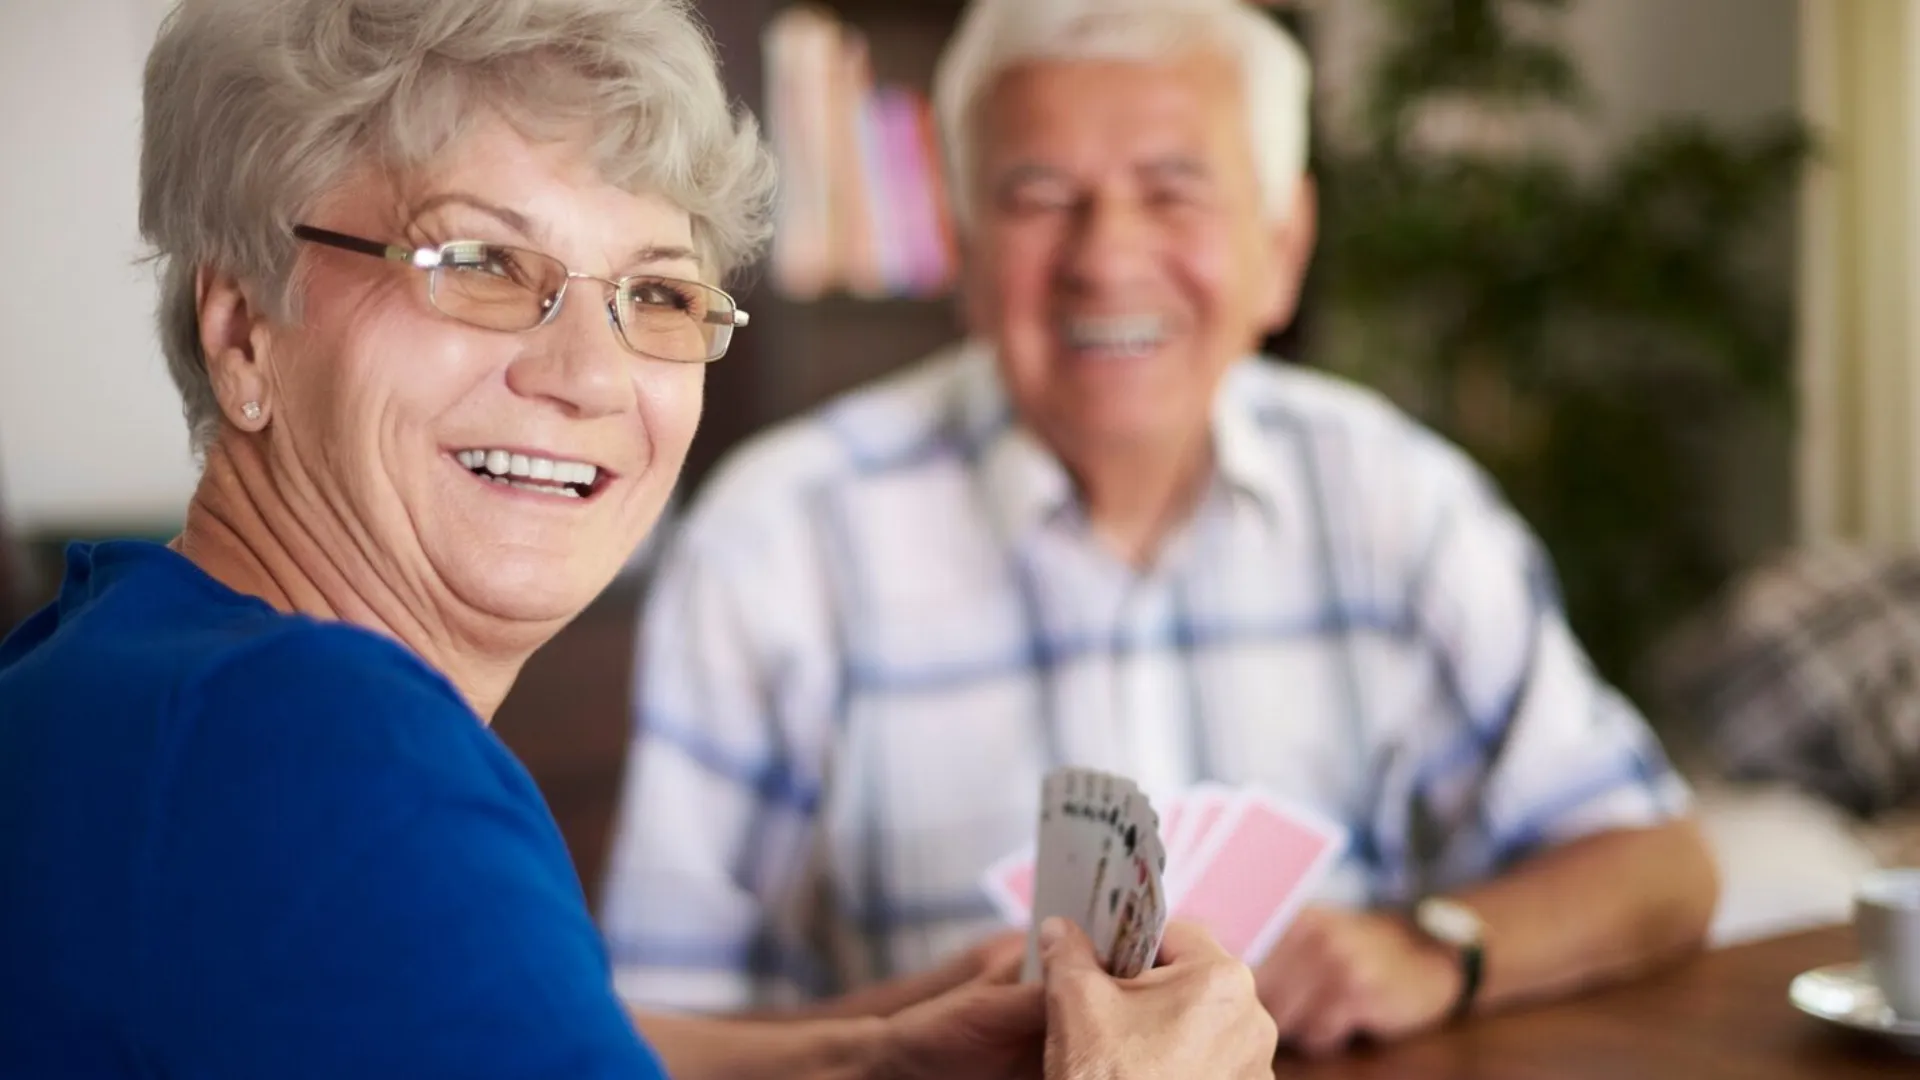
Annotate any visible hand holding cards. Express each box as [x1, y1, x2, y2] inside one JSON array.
[[989, 780, 1348, 971], [1014, 767, 1170, 983]]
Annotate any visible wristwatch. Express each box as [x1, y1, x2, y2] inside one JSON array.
[[1414, 896, 1486, 1023]]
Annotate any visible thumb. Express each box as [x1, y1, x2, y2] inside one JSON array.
[[1039, 917, 1100, 980]]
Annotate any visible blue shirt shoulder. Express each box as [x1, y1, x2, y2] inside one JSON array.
[[0, 541, 666, 1078]]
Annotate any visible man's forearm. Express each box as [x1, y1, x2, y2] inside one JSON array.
[[634, 1009, 889, 1080], [1452, 819, 1719, 1013]]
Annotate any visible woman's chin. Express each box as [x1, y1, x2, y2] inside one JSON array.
[[445, 550, 620, 630]]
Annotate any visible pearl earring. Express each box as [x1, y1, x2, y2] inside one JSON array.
[[242, 401, 262, 422]]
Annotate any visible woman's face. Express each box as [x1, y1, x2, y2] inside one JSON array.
[[255, 116, 705, 630]]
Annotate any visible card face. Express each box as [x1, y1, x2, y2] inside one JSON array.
[[1022, 768, 1139, 981], [1108, 864, 1166, 978], [1011, 767, 1178, 982], [1169, 790, 1348, 966], [1088, 790, 1159, 968], [1099, 790, 1167, 978]]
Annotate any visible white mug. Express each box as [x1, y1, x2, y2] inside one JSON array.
[[1856, 868, 1920, 1018]]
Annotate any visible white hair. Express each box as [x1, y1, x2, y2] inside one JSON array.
[[932, 0, 1311, 229], [140, 0, 775, 455]]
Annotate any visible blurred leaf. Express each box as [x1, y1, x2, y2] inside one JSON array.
[[1313, 0, 1811, 694]]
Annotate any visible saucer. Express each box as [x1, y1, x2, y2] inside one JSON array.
[[1789, 962, 1920, 1053]]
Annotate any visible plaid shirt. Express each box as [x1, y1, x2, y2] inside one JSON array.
[[600, 345, 1690, 1011]]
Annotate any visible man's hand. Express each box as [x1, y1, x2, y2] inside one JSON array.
[[873, 960, 1045, 1080], [956, 928, 1029, 987], [1042, 918, 1277, 1080], [1256, 907, 1460, 1057]]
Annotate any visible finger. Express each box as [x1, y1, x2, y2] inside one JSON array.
[[1261, 957, 1332, 1039], [1256, 924, 1332, 1036], [1038, 917, 1101, 980], [1153, 920, 1234, 967], [1299, 1003, 1356, 1059], [956, 980, 1049, 1041], [974, 931, 1029, 985]]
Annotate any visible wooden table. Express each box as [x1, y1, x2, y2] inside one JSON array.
[[1289, 925, 1917, 1078]]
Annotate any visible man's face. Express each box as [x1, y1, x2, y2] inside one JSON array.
[[963, 52, 1309, 469]]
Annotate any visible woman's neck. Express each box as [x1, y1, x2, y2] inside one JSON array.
[[172, 443, 524, 721]]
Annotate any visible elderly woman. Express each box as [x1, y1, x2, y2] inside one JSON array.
[[0, 0, 1277, 1078]]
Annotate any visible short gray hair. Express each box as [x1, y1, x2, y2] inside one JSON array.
[[932, 0, 1310, 230], [140, 0, 775, 454]]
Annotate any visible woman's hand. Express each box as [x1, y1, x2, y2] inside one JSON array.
[[1040, 918, 1278, 1080], [874, 942, 1045, 1080]]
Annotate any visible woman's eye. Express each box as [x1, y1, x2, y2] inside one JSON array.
[[631, 282, 692, 310], [481, 250, 528, 282]]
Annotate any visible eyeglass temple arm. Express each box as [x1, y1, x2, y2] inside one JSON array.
[[708, 309, 749, 328], [291, 224, 417, 264]]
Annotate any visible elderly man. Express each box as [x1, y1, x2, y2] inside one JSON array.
[[600, 0, 1717, 1055]]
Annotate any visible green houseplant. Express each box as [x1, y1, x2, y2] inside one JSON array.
[[1310, 0, 1810, 692]]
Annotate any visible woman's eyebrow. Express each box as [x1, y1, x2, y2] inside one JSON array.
[[626, 243, 698, 268], [411, 193, 695, 270], [408, 192, 538, 240]]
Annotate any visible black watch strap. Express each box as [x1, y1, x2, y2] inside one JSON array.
[[1449, 941, 1484, 1023]]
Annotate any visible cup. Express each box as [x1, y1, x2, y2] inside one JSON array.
[[1856, 868, 1920, 1018]]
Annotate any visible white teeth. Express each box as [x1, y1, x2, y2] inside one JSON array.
[[479, 474, 583, 498], [557, 462, 599, 488], [455, 448, 601, 496], [1065, 314, 1168, 356]]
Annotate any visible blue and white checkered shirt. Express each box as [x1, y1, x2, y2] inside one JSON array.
[[599, 344, 1691, 1011]]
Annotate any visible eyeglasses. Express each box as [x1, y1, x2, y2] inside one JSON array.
[[291, 224, 748, 364]]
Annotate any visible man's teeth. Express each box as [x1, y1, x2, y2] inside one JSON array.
[[455, 448, 598, 497], [1065, 315, 1167, 356]]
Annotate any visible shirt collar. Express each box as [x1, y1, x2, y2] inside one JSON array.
[[962, 346, 1288, 544]]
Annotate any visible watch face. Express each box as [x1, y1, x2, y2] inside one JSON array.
[[1418, 898, 1484, 948]]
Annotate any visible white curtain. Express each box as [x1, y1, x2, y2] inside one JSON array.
[[1797, 0, 1920, 546]]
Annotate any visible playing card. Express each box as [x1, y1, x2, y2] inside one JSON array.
[[1088, 789, 1163, 970], [1158, 798, 1188, 850], [1020, 767, 1140, 981], [1169, 788, 1347, 966], [1107, 861, 1166, 978], [980, 845, 1034, 924], [1163, 781, 1235, 905], [1096, 790, 1167, 978]]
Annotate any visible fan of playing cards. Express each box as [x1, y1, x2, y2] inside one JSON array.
[[993, 771, 1349, 981]]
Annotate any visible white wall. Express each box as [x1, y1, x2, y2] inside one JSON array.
[[0, 0, 198, 534]]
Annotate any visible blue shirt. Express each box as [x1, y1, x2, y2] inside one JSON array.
[[0, 541, 669, 1078]]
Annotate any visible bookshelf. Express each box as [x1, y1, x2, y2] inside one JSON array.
[[688, 0, 1317, 496]]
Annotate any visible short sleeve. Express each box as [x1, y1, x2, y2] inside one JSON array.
[[136, 624, 666, 1079], [1399, 439, 1692, 888]]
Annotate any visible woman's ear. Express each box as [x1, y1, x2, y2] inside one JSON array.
[[195, 265, 273, 431], [1259, 175, 1319, 334]]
